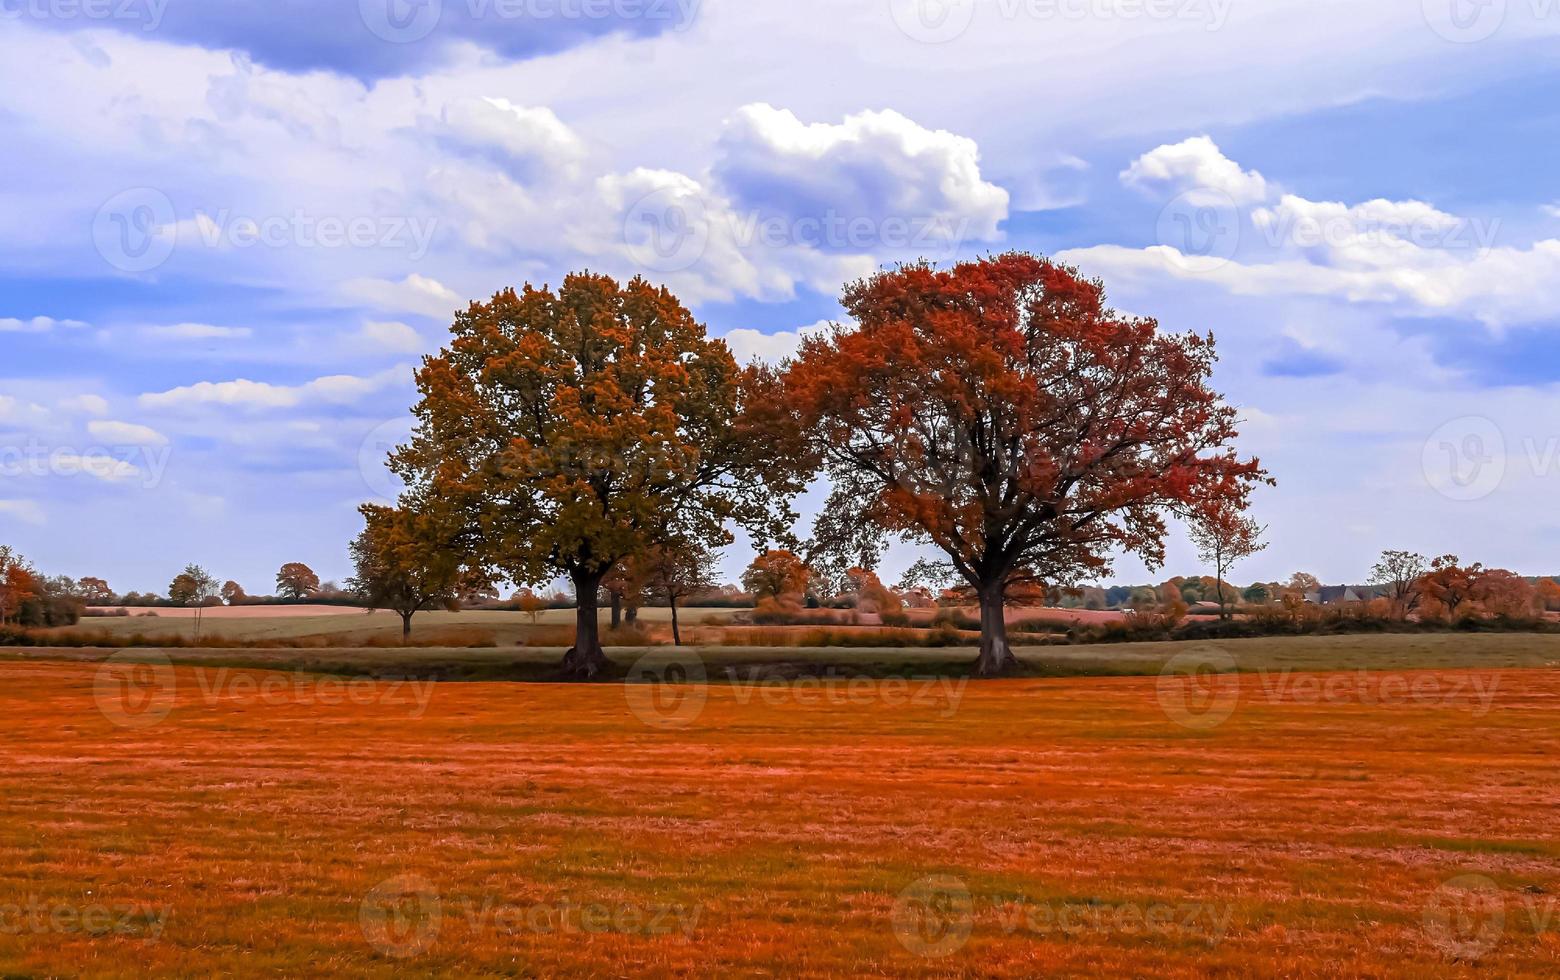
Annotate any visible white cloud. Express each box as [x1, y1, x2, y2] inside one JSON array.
[[714, 104, 1009, 243], [718, 321, 835, 365], [0, 395, 49, 425], [341, 274, 464, 320], [0, 316, 88, 333], [51, 453, 141, 483], [88, 420, 169, 446], [1121, 136, 1270, 205], [355, 321, 425, 354], [59, 394, 110, 416], [142, 323, 253, 340], [138, 367, 409, 411], [434, 96, 585, 182], [0, 500, 45, 525]]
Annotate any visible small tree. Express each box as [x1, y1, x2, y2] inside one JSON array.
[[1286, 572, 1321, 595], [348, 503, 485, 641], [1189, 502, 1268, 620], [169, 564, 219, 640], [0, 547, 38, 626], [221, 580, 248, 606], [1536, 578, 1560, 613], [1369, 550, 1427, 619], [78, 576, 114, 605], [741, 550, 812, 603], [516, 588, 548, 625], [1419, 555, 1481, 620], [642, 538, 717, 646], [275, 563, 321, 600]]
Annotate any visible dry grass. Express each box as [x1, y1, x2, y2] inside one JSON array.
[[0, 651, 1556, 976]]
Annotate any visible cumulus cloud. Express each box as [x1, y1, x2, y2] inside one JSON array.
[[341, 275, 465, 321], [138, 367, 409, 412], [355, 321, 426, 354], [59, 394, 110, 416], [88, 420, 169, 446], [1069, 141, 1557, 329], [51, 453, 141, 483], [1121, 136, 1270, 205], [433, 97, 585, 182], [713, 104, 1009, 247], [717, 320, 836, 364]]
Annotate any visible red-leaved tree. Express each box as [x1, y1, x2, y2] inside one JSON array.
[[783, 253, 1268, 675]]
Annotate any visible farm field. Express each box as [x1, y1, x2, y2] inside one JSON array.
[[0, 654, 1555, 976]]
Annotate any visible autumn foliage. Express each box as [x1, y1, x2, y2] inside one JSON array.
[[783, 253, 1266, 674]]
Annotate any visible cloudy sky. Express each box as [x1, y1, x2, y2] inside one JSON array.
[[4, 0, 1560, 594]]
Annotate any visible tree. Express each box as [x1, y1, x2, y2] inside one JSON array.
[[1418, 555, 1481, 620], [168, 564, 218, 640], [782, 253, 1266, 675], [741, 549, 813, 603], [0, 547, 38, 626], [516, 588, 548, 624], [391, 272, 793, 677], [275, 563, 320, 600], [1472, 568, 1537, 618], [1369, 550, 1427, 619], [1286, 572, 1321, 595], [78, 576, 114, 605], [1536, 578, 1560, 613], [642, 538, 717, 646], [602, 559, 652, 629], [1189, 502, 1268, 620], [221, 580, 248, 606], [348, 503, 486, 641]]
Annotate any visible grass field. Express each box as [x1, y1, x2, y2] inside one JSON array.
[[1, 639, 1557, 976]]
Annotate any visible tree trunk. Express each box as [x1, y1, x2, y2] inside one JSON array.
[[401, 611, 414, 642], [561, 570, 609, 678], [625, 605, 638, 625], [610, 591, 622, 630], [669, 598, 681, 647], [974, 581, 1017, 677]]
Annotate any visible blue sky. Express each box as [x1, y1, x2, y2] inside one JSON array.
[[5, 0, 1560, 594]]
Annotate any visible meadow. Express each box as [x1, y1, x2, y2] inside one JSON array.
[[0, 647, 1555, 976]]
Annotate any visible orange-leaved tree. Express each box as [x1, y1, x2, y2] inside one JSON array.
[[348, 502, 486, 641], [393, 272, 795, 677], [1189, 500, 1267, 620], [782, 253, 1267, 676], [275, 563, 320, 600], [0, 546, 38, 626], [740, 549, 812, 603]]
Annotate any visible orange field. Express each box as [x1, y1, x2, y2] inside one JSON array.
[[1, 659, 1557, 976]]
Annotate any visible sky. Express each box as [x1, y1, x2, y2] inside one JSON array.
[[4, 0, 1560, 595]]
